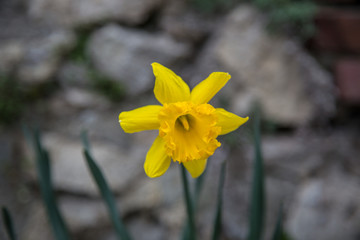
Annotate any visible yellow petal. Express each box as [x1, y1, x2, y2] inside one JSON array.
[[144, 136, 171, 178], [152, 62, 190, 104], [183, 159, 207, 178], [190, 72, 231, 104], [119, 105, 162, 133], [215, 108, 249, 135]]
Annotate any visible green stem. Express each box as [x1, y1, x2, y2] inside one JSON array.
[[248, 106, 265, 240], [180, 164, 196, 240], [2, 207, 16, 240], [181, 168, 206, 240], [211, 161, 226, 240]]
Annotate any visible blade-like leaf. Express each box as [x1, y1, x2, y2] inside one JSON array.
[[22, 123, 33, 147], [211, 160, 227, 240], [82, 140, 131, 240], [32, 129, 71, 240], [272, 204, 291, 240], [248, 109, 265, 240], [81, 130, 91, 153], [272, 204, 283, 240], [180, 164, 196, 240], [193, 168, 206, 209], [181, 166, 207, 240], [1, 207, 16, 240]]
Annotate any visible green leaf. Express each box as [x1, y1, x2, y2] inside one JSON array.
[[1, 207, 16, 240], [272, 204, 291, 240], [272, 204, 283, 240], [82, 133, 131, 240], [193, 169, 206, 209], [180, 164, 196, 240], [32, 129, 71, 240], [248, 109, 265, 240], [211, 161, 227, 240], [81, 130, 91, 153], [181, 167, 207, 240]]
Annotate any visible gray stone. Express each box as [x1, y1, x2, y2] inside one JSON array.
[[157, 200, 185, 239], [19, 201, 53, 240], [99, 216, 167, 240], [87, 24, 191, 95], [220, 130, 360, 239], [59, 197, 108, 231], [46, 88, 110, 118], [224, 175, 296, 240], [259, 135, 324, 180], [28, 0, 163, 27], [57, 61, 93, 89], [159, 0, 211, 43], [127, 217, 167, 240], [0, 0, 56, 43], [62, 88, 110, 109], [0, 8, 68, 80], [213, 5, 335, 126], [43, 101, 159, 149], [146, 165, 190, 238], [286, 172, 360, 240], [258, 131, 360, 180], [121, 178, 163, 213], [30, 132, 148, 196], [17, 29, 76, 84], [236, 131, 360, 239], [0, 42, 24, 74]]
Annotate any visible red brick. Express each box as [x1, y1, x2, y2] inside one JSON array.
[[314, 8, 360, 53], [336, 59, 360, 103]]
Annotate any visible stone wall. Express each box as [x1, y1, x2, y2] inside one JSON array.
[[0, 0, 360, 240], [312, 0, 360, 104]]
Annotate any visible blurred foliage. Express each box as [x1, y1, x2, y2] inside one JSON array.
[[248, 106, 265, 240], [27, 128, 71, 240], [82, 132, 132, 240], [1, 207, 16, 240], [69, 28, 93, 63], [24, 81, 59, 101], [255, 0, 317, 40], [0, 74, 24, 125], [189, 0, 317, 40], [271, 203, 293, 240], [222, 110, 284, 150], [190, 0, 240, 13], [211, 161, 226, 240], [7, 120, 291, 240], [69, 28, 126, 102], [0, 72, 61, 126], [222, 131, 240, 149], [88, 69, 126, 102]]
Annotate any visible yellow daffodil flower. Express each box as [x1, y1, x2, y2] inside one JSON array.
[[119, 63, 248, 178]]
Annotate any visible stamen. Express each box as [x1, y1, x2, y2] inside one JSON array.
[[177, 115, 190, 131], [159, 101, 221, 163]]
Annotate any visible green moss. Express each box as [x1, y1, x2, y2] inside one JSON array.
[[0, 74, 24, 125], [89, 70, 126, 102], [189, 0, 317, 40], [190, 0, 240, 13], [67, 28, 127, 102], [254, 0, 317, 40], [24, 81, 59, 101], [69, 28, 93, 63]]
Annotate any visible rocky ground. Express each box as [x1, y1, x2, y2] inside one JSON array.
[[1, 0, 360, 239]]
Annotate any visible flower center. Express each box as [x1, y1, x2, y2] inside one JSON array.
[[158, 101, 221, 163], [175, 114, 192, 131]]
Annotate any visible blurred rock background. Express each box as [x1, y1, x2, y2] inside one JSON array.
[[0, 0, 359, 239]]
